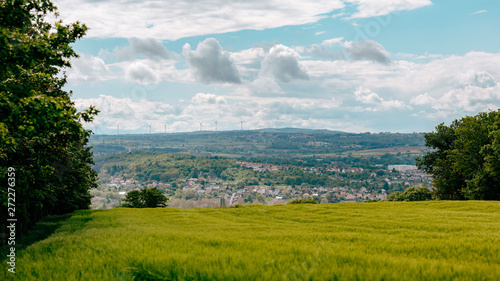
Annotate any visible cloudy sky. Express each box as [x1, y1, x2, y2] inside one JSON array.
[[55, 0, 500, 134]]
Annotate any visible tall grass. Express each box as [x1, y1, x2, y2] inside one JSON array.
[[2, 201, 499, 280]]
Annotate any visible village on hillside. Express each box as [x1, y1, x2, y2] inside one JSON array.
[[91, 160, 433, 209]]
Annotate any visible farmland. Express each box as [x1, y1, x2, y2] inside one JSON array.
[[2, 201, 499, 280]]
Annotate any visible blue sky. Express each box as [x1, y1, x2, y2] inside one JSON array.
[[52, 0, 500, 134]]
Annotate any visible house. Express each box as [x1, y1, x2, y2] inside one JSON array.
[[188, 178, 199, 186]]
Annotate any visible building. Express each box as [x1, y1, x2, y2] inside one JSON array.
[[388, 165, 418, 173]]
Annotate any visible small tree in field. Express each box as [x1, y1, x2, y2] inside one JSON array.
[[387, 186, 432, 202], [122, 187, 168, 208]]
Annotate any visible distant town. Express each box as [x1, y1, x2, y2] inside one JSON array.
[[92, 158, 432, 209]]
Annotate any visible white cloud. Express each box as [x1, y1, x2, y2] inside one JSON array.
[[345, 40, 391, 64], [124, 61, 161, 85], [53, 0, 345, 40], [67, 54, 109, 83], [114, 38, 169, 61], [344, 0, 432, 19], [73, 95, 176, 132], [471, 10, 487, 15], [260, 44, 309, 83], [322, 37, 345, 47], [353, 87, 409, 111], [183, 38, 242, 84], [191, 93, 227, 104], [52, 0, 433, 40]]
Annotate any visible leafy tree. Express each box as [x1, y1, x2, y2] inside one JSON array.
[[387, 186, 432, 202], [122, 187, 168, 208], [0, 0, 98, 241], [417, 110, 500, 200]]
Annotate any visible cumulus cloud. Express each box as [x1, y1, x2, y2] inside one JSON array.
[[183, 38, 242, 84], [115, 38, 169, 61], [473, 71, 497, 88], [294, 37, 345, 60], [345, 40, 391, 64], [124, 61, 161, 84], [67, 54, 109, 83], [260, 44, 309, 83], [344, 0, 432, 19], [354, 87, 409, 111], [410, 82, 500, 115], [191, 93, 227, 104]]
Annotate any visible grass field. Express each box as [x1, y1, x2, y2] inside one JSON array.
[[2, 201, 500, 280]]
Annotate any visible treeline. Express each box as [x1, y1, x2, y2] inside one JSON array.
[[417, 110, 500, 200], [0, 0, 98, 244]]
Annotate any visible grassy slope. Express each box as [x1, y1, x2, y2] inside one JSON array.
[[2, 201, 500, 280]]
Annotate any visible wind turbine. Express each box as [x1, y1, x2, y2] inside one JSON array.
[[198, 121, 203, 131], [164, 124, 167, 134], [117, 124, 120, 135], [215, 121, 218, 132], [148, 125, 152, 134], [240, 120, 243, 131]]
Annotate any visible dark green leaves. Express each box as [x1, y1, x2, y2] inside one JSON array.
[[122, 188, 169, 208], [417, 110, 500, 200]]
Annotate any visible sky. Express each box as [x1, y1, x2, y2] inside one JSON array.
[[52, 0, 500, 134]]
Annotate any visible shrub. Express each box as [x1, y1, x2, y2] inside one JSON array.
[[122, 187, 168, 208], [388, 186, 432, 202]]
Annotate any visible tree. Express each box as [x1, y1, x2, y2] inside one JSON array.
[[0, 0, 98, 242], [122, 188, 168, 208], [288, 198, 317, 204], [387, 186, 432, 202], [417, 110, 500, 200]]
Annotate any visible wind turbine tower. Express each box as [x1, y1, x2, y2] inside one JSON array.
[[240, 120, 243, 131], [215, 121, 218, 132], [198, 121, 203, 131], [148, 125, 152, 134], [164, 124, 166, 133]]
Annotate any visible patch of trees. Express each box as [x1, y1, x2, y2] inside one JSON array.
[[387, 186, 432, 202], [417, 110, 500, 200], [121, 187, 168, 208], [0, 0, 98, 244]]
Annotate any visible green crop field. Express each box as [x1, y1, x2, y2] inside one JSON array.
[[2, 201, 500, 280]]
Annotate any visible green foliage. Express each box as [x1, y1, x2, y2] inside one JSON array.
[[388, 186, 432, 202], [2, 202, 500, 280], [0, 0, 98, 241], [288, 198, 318, 204], [417, 110, 500, 200], [122, 187, 168, 208]]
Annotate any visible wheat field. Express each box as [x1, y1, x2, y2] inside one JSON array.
[[2, 201, 500, 280]]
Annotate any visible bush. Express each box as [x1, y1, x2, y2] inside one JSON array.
[[388, 186, 432, 202], [288, 198, 318, 204], [122, 187, 168, 208]]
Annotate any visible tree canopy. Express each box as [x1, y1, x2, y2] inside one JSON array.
[[0, 0, 98, 242], [416, 110, 500, 200], [387, 186, 432, 202], [122, 188, 169, 208]]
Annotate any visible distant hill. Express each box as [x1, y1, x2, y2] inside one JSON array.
[[89, 128, 426, 159]]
